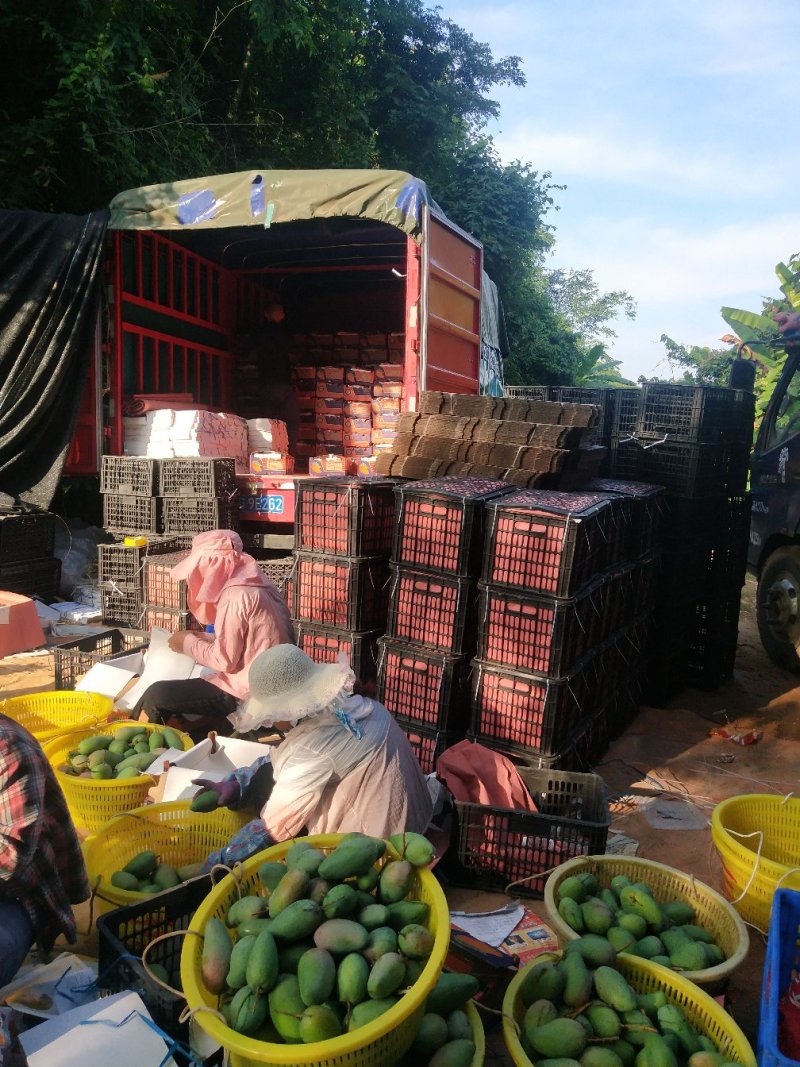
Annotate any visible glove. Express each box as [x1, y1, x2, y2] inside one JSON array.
[[191, 777, 241, 810], [201, 819, 275, 872]]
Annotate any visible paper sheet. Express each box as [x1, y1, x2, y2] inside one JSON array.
[[20, 991, 177, 1067], [151, 735, 270, 800], [450, 903, 525, 947], [75, 662, 138, 700], [115, 627, 196, 710]]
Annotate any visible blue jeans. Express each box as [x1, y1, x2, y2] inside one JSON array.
[[0, 898, 35, 987]]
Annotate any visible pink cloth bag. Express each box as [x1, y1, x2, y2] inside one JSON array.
[[436, 739, 539, 812]]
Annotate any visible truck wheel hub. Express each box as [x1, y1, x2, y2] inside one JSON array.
[[765, 575, 800, 637]]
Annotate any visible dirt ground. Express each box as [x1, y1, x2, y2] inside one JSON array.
[[2, 573, 796, 1062]]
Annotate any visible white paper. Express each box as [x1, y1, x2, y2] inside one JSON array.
[[20, 991, 177, 1067], [450, 903, 525, 947], [154, 735, 270, 800], [75, 663, 138, 700], [115, 627, 196, 710]]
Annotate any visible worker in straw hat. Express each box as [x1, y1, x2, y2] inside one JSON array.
[[193, 644, 435, 869]]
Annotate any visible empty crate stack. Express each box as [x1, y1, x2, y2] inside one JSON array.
[[292, 478, 398, 687], [608, 384, 754, 701], [469, 487, 657, 770], [159, 457, 239, 544], [101, 455, 239, 541], [553, 386, 640, 460], [377, 477, 515, 772], [0, 509, 60, 601]]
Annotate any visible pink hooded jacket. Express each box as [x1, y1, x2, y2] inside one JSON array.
[[171, 530, 295, 700]]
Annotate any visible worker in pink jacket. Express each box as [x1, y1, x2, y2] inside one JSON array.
[[194, 644, 434, 868], [133, 529, 295, 734]]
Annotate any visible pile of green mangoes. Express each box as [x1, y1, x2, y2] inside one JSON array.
[[555, 871, 727, 973], [110, 849, 205, 894], [58, 724, 186, 780], [515, 940, 742, 1067], [198, 831, 479, 1065]]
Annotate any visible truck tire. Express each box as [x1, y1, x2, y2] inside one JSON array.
[[757, 546, 800, 671]]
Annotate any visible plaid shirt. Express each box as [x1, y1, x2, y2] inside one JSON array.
[[0, 715, 90, 952]]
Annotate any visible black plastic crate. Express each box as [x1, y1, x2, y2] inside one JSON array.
[[100, 455, 159, 497], [0, 556, 61, 600], [552, 386, 624, 439], [385, 565, 477, 655], [296, 478, 397, 557], [257, 555, 295, 595], [586, 478, 664, 559], [611, 388, 642, 437], [143, 605, 202, 632], [54, 628, 148, 689], [483, 490, 618, 597], [608, 436, 643, 482], [162, 497, 239, 534], [635, 439, 750, 498], [293, 552, 390, 631], [393, 477, 514, 577], [642, 647, 687, 707], [158, 457, 237, 498], [469, 706, 611, 774], [102, 586, 144, 628], [443, 764, 611, 897], [97, 875, 212, 1046], [468, 656, 597, 760], [503, 385, 554, 401], [392, 718, 455, 775], [143, 551, 190, 609], [636, 384, 755, 444], [377, 639, 469, 732], [295, 622, 380, 686], [0, 509, 57, 563], [103, 494, 162, 533], [476, 578, 608, 676], [661, 493, 751, 552], [99, 537, 182, 590]]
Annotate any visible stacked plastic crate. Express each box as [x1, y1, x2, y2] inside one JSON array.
[[553, 386, 641, 460], [159, 458, 239, 544], [98, 537, 181, 628], [0, 509, 60, 601], [377, 478, 515, 773], [467, 487, 659, 770], [608, 384, 754, 701], [101, 456, 239, 541], [142, 550, 202, 634], [291, 478, 398, 688]]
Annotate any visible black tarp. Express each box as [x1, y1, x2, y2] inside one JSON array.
[[0, 209, 109, 508]]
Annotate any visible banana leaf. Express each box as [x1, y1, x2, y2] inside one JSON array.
[[776, 262, 800, 309], [720, 306, 778, 356]]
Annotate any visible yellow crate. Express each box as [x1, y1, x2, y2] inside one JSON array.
[[82, 801, 250, 915], [502, 951, 757, 1067], [543, 854, 749, 994], [1, 690, 112, 743], [711, 793, 800, 933], [181, 833, 451, 1067], [43, 720, 192, 833]]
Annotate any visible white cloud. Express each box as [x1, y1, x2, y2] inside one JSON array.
[[547, 213, 800, 379], [495, 121, 783, 198]]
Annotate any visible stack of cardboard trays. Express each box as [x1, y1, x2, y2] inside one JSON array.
[[374, 392, 607, 488]]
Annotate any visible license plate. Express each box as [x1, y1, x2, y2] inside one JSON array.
[[239, 494, 285, 515]]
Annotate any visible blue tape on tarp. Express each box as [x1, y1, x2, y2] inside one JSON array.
[[177, 189, 218, 225]]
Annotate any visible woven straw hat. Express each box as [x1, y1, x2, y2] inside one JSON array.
[[242, 644, 353, 727]]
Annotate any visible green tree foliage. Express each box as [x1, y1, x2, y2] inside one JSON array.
[[648, 335, 734, 387], [0, 0, 598, 382]]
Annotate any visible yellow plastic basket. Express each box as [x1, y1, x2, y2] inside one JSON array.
[[42, 720, 192, 833], [502, 951, 757, 1067], [543, 854, 749, 994], [464, 999, 485, 1067], [82, 801, 250, 915], [1, 690, 112, 743], [181, 833, 451, 1067], [711, 793, 800, 933]]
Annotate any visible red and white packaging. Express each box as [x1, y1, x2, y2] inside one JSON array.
[[308, 454, 357, 475], [358, 455, 379, 476], [372, 381, 403, 399], [344, 401, 372, 419], [373, 363, 404, 382], [344, 383, 372, 402], [371, 396, 402, 416], [345, 366, 375, 386], [249, 452, 294, 475]]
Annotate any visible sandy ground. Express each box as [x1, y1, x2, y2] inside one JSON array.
[[3, 574, 796, 1062]]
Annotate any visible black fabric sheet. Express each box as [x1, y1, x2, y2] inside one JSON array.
[[0, 209, 109, 508]]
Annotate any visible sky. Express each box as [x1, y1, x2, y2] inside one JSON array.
[[438, 0, 800, 382]]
